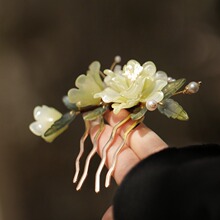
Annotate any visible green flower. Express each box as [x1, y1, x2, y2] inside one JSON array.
[[68, 61, 104, 108], [29, 105, 68, 142], [94, 60, 168, 114]]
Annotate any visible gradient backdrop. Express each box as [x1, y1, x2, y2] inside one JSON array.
[[0, 0, 220, 219]]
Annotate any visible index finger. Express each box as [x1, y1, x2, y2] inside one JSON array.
[[105, 110, 168, 159]]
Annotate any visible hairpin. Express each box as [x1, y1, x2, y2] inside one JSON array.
[[29, 56, 201, 192]]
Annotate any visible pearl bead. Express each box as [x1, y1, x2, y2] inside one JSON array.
[[114, 55, 121, 63], [167, 77, 176, 83], [186, 81, 200, 94], [146, 100, 158, 111]]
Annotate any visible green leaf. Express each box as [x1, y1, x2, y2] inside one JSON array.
[[162, 78, 186, 99], [62, 96, 79, 111], [130, 107, 147, 120], [44, 111, 76, 136], [83, 106, 108, 121], [158, 99, 189, 121]]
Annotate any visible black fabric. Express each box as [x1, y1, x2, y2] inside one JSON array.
[[113, 144, 220, 220]]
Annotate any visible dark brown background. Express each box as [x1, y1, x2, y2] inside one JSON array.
[[1, 0, 220, 219]]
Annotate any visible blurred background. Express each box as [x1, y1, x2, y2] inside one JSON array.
[[0, 0, 220, 219]]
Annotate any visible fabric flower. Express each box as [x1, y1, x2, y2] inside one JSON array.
[[68, 61, 104, 108], [29, 105, 67, 142], [94, 60, 168, 114]]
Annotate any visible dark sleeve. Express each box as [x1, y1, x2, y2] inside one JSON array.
[[113, 144, 220, 220]]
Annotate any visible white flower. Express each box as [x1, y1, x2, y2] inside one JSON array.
[[68, 61, 104, 108], [94, 60, 168, 114], [29, 105, 67, 143]]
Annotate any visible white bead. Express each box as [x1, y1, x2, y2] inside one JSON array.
[[167, 77, 176, 83], [114, 55, 121, 63], [186, 81, 200, 94], [146, 100, 158, 111]]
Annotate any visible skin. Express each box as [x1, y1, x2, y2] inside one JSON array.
[[90, 110, 168, 220]]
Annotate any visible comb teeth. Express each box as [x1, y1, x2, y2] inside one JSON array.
[[73, 120, 90, 184], [105, 117, 144, 188], [94, 115, 131, 193]]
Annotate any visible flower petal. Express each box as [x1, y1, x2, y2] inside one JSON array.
[[68, 61, 104, 107], [87, 61, 103, 89], [29, 121, 45, 136], [30, 105, 64, 140], [33, 106, 43, 120], [122, 60, 143, 81], [120, 78, 145, 99], [112, 99, 139, 114], [146, 91, 164, 103], [94, 88, 120, 103], [155, 71, 168, 81], [68, 87, 101, 107], [33, 105, 62, 122], [142, 61, 156, 77], [104, 70, 128, 92]]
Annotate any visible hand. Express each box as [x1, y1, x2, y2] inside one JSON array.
[[90, 110, 168, 220]]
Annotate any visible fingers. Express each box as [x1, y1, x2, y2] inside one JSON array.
[[90, 123, 140, 185], [102, 206, 114, 220], [128, 123, 168, 159], [105, 110, 168, 159], [89, 109, 167, 185]]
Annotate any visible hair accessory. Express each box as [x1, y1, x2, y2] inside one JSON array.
[[29, 56, 201, 192]]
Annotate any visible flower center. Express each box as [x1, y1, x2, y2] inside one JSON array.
[[123, 64, 143, 82]]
